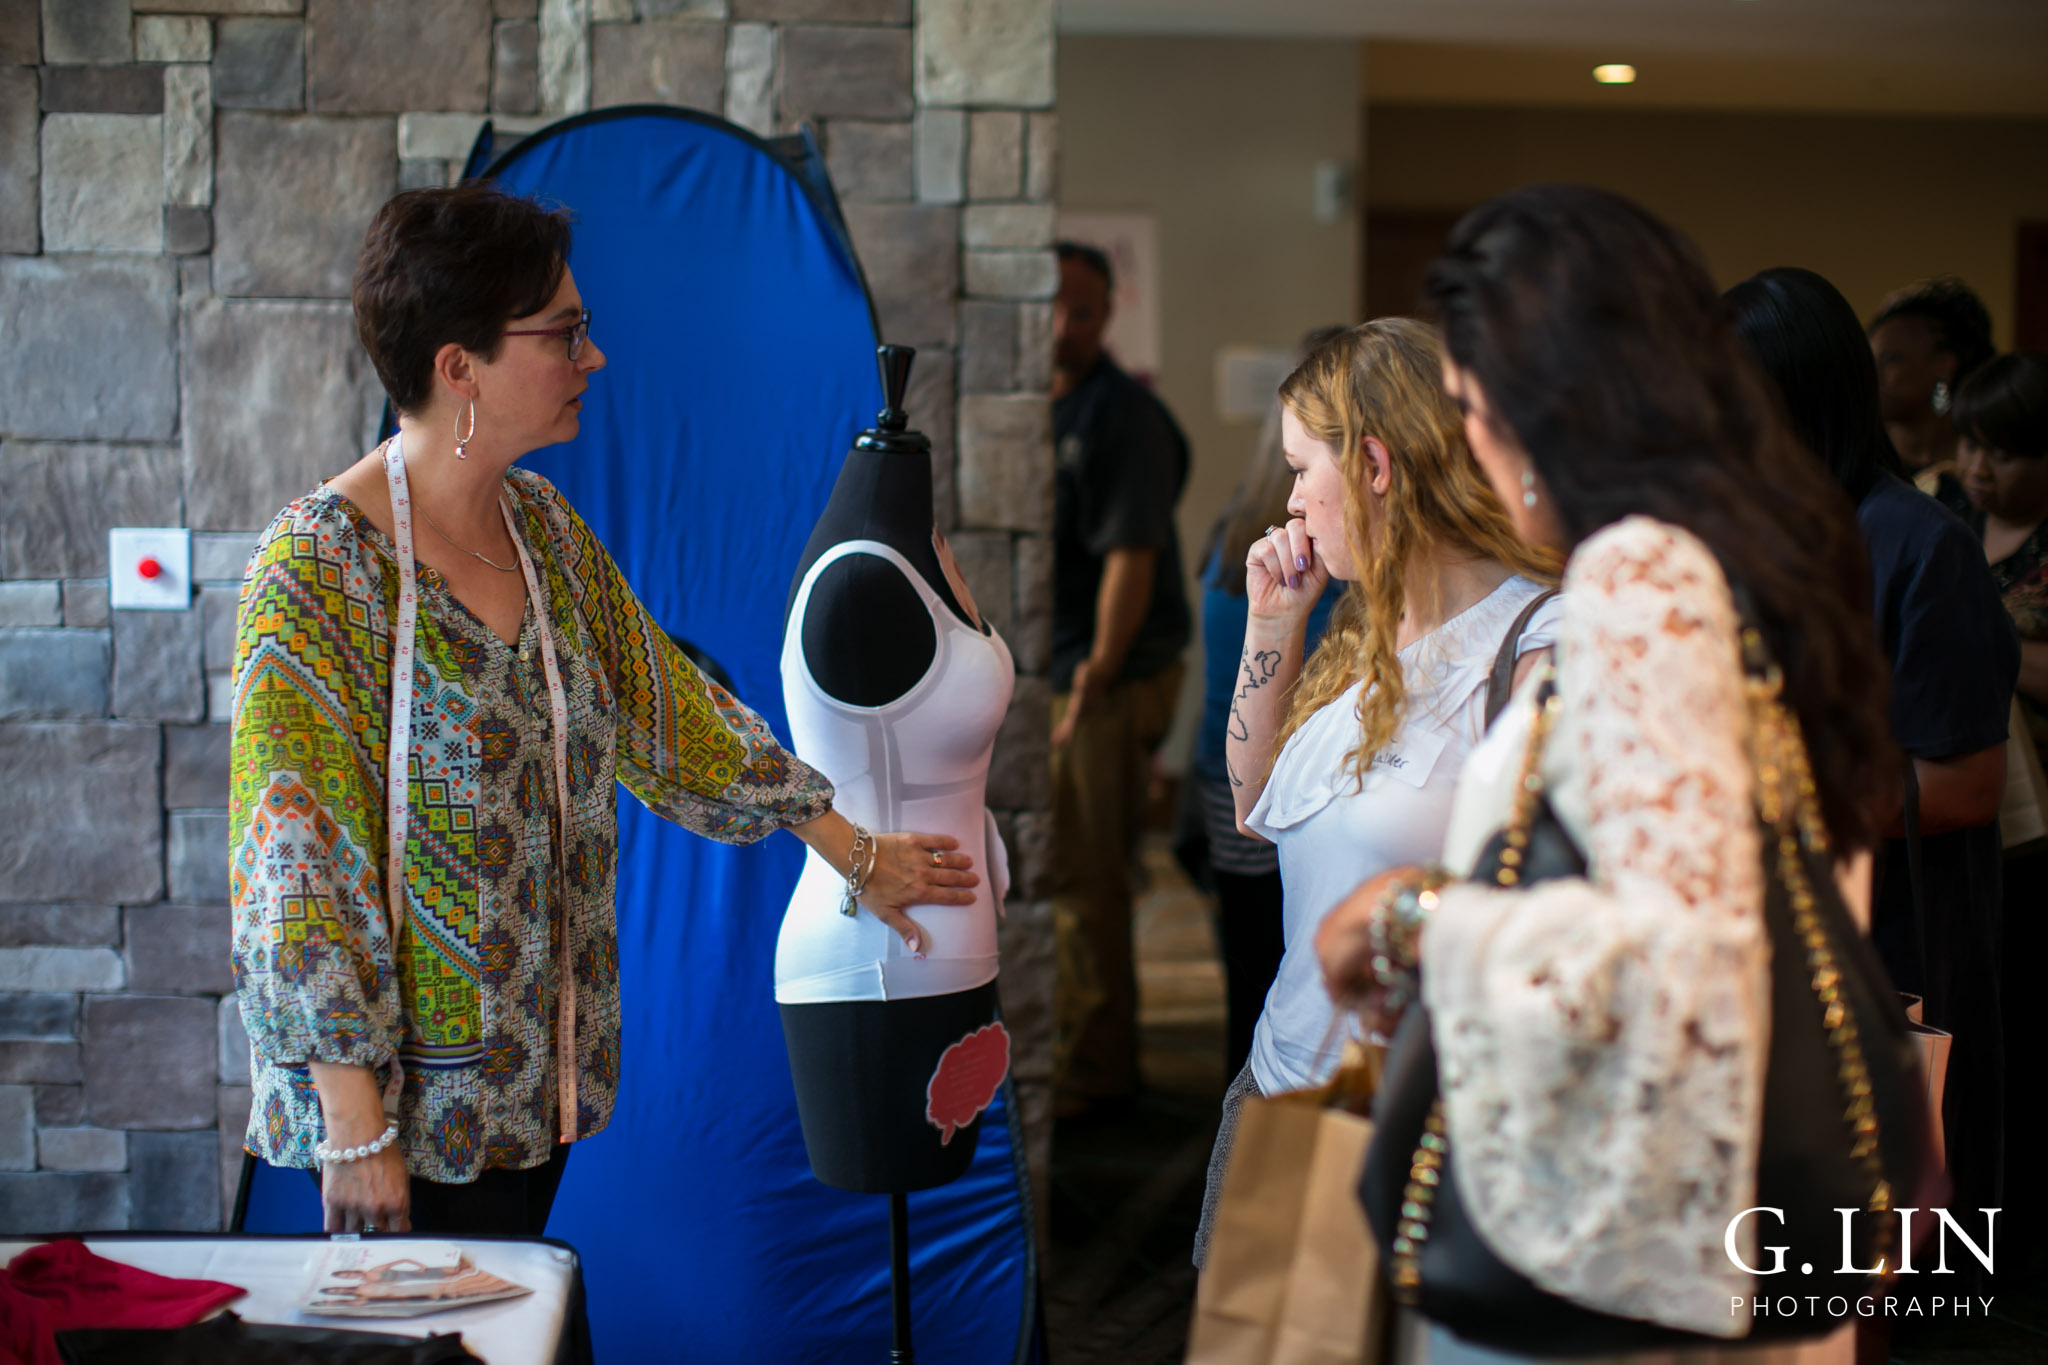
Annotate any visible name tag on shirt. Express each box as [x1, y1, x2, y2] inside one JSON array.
[[1367, 729, 1446, 790]]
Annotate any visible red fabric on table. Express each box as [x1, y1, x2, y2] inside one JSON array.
[[2, 1240, 244, 1365]]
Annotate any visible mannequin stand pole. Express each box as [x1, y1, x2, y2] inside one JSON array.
[[889, 1191, 914, 1364]]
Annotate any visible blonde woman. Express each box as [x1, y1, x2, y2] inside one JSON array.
[[1193, 319, 1559, 1264]]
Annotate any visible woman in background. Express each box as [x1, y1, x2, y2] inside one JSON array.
[[1951, 350, 2048, 1253], [1868, 276, 1996, 500], [1189, 326, 1346, 1079], [1193, 319, 1559, 1267], [1730, 266, 2014, 1265]]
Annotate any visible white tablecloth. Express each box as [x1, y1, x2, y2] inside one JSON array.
[[0, 1236, 574, 1365]]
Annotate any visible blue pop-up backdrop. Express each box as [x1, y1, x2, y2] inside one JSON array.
[[240, 107, 1038, 1364]]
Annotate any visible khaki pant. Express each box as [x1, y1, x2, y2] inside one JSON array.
[[1051, 661, 1184, 1106]]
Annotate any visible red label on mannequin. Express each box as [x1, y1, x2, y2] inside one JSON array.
[[925, 1022, 1011, 1145]]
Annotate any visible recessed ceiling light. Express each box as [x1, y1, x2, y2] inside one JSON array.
[[1593, 64, 1638, 84]]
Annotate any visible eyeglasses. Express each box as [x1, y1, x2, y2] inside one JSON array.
[[503, 307, 592, 362]]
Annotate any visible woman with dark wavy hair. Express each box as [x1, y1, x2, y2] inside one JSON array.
[[1317, 186, 1896, 1360]]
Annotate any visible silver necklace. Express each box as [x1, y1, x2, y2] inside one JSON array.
[[418, 503, 519, 573]]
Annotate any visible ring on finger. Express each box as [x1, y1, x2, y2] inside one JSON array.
[[930, 850, 944, 868]]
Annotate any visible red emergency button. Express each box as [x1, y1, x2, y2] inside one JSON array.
[[137, 557, 163, 580]]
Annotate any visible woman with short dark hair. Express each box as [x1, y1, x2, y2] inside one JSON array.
[[229, 185, 977, 1236], [1317, 186, 1898, 1359], [1868, 275, 1996, 490]]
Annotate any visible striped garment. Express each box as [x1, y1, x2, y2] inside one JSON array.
[[229, 467, 831, 1182]]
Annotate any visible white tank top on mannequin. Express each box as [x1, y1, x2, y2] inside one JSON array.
[[776, 540, 1015, 1003]]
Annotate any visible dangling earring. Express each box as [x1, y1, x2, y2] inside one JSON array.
[[453, 400, 476, 460], [1931, 381, 1952, 417], [1520, 467, 1538, 509]]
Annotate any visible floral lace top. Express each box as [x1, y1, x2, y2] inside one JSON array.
[[230, 467, 832, 1182], [1426, 518, 1769, 1339]]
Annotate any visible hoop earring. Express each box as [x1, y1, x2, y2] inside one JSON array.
[[1931, 381, 1952, 417], [453, 400, 476, 460], [1520, 467, 1538, 509]]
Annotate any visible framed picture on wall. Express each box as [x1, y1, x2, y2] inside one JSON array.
[[1059, 209, 1162, 384]]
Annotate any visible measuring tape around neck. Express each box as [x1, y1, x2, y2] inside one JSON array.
[[382, 434, 580, 1147]]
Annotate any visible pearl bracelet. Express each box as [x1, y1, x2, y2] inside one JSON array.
[[315, 1122, 399, 1165]]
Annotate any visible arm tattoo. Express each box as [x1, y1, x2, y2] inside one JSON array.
[[1225, 648, 1283, 786]]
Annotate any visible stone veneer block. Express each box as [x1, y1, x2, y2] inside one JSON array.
[[37, 1126, 127, 1172], [1015, 301, 1052, 390], [915, 0, 1052, 109], [591, 18, 722, 110], [0, 629, 111, 718], [985, 673, 1049, 808], [0, 723, 163, 903], [213, 114, 395, 298], [494, 0, 540, 16], [965, 110, 1020, 200], [130, 1130, 220, 1229], [0, 993, 77, 1041], [962, 247, 1055, 300], [0, 1086, 30, 1170], [165, 204, 211, 253], [64, 580, 111, 629], [0, 906, 122, 949], [0, 1040, 80, 1083], [37, 64, 162, 113], [165, 723, 232, 808], [397, 112, 547, 160], [0, 1172, 129, 1231], [1011, 531, 1049, 676], [0, 259, 176, 438], [913, 108, 961, 205], [216, 1082, 250, 1216], [778, 25, 909, 125], [958, 300, 1015, 393], [842, 202, 957, 348], [956, 392, 1051, 532], [822, 119, 910, 203], [136, 16, 211, 63], [166, 810, 231, 902], [197, 584, 237, 672], [181, 298, 378, 529], [113, 607, 205, 722], [492, 18, 539, 113], [0, 947, 124, 992], [0, 67, 35, 251], [639, 0, 726, 18], [191, 531, 262, 582], [83, 995, 215, 1129], [162, 63, 210, 205], [127, 904, 233, 992], [211, 17, 301, 110], [1024, 110, 1054, 201], [539, 0, 590, 116], [41, 0, 130, 65], [0, 1, 38, 65], [0, 441, 182, 578], [945, 530, 1013, 638], [963, 202, 1053, 250], [133, 0, 301, 12], [722, 22, 771, 137], [732, 0, 901, 18], [903, 348, 955, 527], [307, 0, 488, 113], [35, 1084, 85, 1125], [0, 582, 61, 627], [40, 113, 163, 252], [218, 997, 249, 1084]]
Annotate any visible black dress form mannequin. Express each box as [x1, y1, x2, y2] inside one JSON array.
[[778, 347, 1012, 1362]]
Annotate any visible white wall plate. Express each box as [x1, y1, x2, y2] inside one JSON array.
[[108, 527, 193, 611]]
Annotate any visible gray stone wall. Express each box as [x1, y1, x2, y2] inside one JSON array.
[[0, 0, 1056, 1235]]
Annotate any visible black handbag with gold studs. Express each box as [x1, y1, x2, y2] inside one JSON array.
[[1358, 628, 1929, 1357]]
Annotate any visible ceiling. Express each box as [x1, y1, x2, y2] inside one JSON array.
[[1057, 1, 2048, 115], [1057, 0, 2048, 66]]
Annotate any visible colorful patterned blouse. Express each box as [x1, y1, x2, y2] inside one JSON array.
[[230, 468, 833, 1182]]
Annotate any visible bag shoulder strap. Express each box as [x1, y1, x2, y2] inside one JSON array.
[[1484, 588, 1559, 729]]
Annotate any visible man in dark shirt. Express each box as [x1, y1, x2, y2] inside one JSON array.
[[1048, 242, 1191, 1114]]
